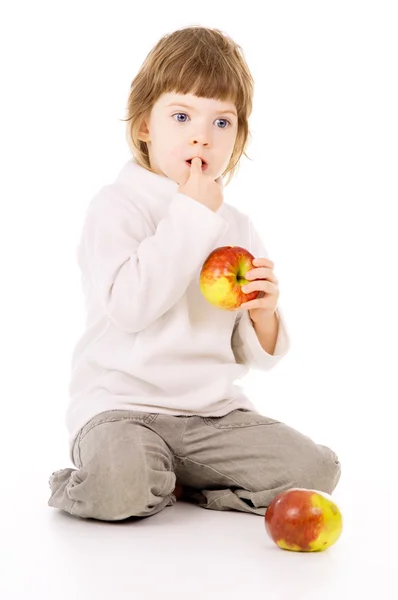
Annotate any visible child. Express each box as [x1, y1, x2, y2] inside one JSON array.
[[48, 26, 341, 521]]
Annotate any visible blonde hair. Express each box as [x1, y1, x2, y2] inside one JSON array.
[[120, 26, 254, 186]]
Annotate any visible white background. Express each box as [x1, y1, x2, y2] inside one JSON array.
[[1, 1, 397, 598]]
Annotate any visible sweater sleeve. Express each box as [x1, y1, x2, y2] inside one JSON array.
[[80, 188, 228, 333], [231, 218, 291, 370]]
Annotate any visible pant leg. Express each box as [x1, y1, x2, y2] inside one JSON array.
[[48, 410, 178, 521], [175, 409, 341, 516]]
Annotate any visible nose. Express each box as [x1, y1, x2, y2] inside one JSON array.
[[191, 140, 209, 155], [190, 123, 211, 146], [191, 139, 209, 149]]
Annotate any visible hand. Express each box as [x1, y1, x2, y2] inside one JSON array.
[[177, 157, 223, 212], [239, 257, 279, 324]]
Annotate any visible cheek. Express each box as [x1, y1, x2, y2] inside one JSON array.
[[166, 148, 186, 168], [169, 147, 182, 159]]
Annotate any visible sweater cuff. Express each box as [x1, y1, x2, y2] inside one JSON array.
[[237, 307, 290, 369]]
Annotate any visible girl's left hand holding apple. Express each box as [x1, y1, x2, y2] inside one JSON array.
[[239, 257, 279, 324]]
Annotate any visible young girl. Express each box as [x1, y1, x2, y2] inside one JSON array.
[[48, 26, 340, 521]]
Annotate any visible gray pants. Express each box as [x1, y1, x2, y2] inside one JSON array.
[[48, 409, 341, 521]]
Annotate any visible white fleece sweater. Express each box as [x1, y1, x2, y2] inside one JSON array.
[[66, 158, 291, 455]]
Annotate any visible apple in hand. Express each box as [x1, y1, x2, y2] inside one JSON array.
[[265, 488, 343, 552], [199, 246, 260, 310]]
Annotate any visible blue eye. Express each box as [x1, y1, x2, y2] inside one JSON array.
[[172, 113, 231, 128], [173, 113, 189, 123], [216, 118, 231, 129]]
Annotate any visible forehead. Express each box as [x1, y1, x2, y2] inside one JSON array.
[[159, 92, 236, 113]]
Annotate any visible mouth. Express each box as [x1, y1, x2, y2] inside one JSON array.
[[186, 158, 208, 171]]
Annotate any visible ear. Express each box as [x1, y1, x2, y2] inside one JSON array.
[[137, 118, 150, 142]]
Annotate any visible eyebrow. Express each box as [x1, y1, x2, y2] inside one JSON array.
[[166, 102, 237, 117]]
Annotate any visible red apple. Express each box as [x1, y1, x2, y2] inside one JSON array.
[[199, 246, 260, 310], [265, 488, 343, 552]]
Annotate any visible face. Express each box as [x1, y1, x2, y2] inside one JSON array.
[[138, 92, 238, 184]]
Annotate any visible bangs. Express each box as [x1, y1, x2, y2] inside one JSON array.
[[154, 55, 245, 113]]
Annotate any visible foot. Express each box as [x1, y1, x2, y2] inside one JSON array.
[[173, 483, 185, 501]]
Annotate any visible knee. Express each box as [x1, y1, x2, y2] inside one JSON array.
[[69, 463, 175, 521], [90, 470, 149, 520], [289, 444, 341, 495], [88, 469, 169, 520]]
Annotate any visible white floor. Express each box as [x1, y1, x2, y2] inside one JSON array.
[[2, 463, 395, 599]]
